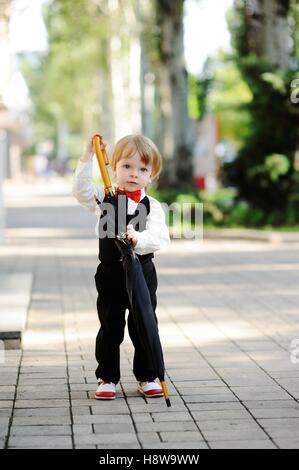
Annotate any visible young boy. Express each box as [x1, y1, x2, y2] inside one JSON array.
[[72, 133, 170, 400]]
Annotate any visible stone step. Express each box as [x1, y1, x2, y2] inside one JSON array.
[[0, 273, 32, 348]]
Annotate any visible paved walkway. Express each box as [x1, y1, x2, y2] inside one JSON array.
[[1, 177, 299, 449]]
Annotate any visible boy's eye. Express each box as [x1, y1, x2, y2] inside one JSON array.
[[123, 164, 130, 169], [141, 168, 148, 172]]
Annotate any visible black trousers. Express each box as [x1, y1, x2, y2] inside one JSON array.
[[94, 258, 158, 384]]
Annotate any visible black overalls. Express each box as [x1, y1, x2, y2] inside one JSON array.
[[94, 196, 158, 384]]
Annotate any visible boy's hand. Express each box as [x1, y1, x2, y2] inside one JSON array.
[[126, 224, 138, 247], [80, 133, 107, 162]]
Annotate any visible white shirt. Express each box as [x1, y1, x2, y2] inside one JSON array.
[[72, 160, 170, 256]]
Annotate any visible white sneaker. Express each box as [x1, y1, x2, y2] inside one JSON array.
[[95, 380, 116, 400], [138, 380, 164, 398]]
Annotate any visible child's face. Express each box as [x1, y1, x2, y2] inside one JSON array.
[[114, 151, 152, 191]]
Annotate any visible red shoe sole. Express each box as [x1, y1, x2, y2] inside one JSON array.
[[94, 393, 116, 400], [138, 387, 164, 398]]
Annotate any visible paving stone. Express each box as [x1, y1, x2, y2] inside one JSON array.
[[0, 418, 9, 426], [187, 402, 245, 412], [74, 414, 133, 424], [183, 394, 238, 403], [91, 404, 130, 415], [16, 391, 69, 400], [74, 433, 139, 446], [272, 371, 299, 379], [257, 418, 299, 438], [93, 423, 135, 434], [196, 419, 261, 431], [0, 401, 13, 408], [142, 442, 208, 449], [14, 407, 71, 417], [151, 411, 192, 422], [201, 427, 269, 441], [15, 399, 70, 408], [160, 431, 204, 443], [71, 391, 89, 399], [131, 414, 153, 423], [0, 392, 15, 400], [96, 443, 141, 449], [231, 388, 291, 401], [76, 445, 97, 449], [274, 438, 299, 449], [252, 407, 299, 419], [136, 421, 197, 433], [192, 410, 250, 421], [0, 425, 8, 438], [19, 373, 67, 380], [178, 387, 231, 396], [12, 416, 71, 426], [129, 403, 187, 413], [243, 400, 299, 410], [174, 380, 224, 388], [0, 386, 15, 392], [0, 376, 18, 386], [73, 424, 93, 434], [18, 379, 67, 386], [17, 385, 67, 392], [8, 435, 73, 448], [209, 440, 277, 449], [70, 384, 94, 391], [10, 425, 71, 436], [71, 406, 92, 416], [136, 432, 160, 444]]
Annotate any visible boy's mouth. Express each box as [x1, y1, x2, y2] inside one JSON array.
[[127, 181, 138, 185]]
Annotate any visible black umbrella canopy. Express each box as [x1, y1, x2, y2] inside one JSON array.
[[115, 236, 165, 377]]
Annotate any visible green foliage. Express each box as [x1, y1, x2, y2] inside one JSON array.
[[222, 1, 299, 225], [20, 0, 109, 156], [151, 184, 299, 228], [188, 58, 214, 120], [207, 53, 252, 146], [188, 52, 252, 148]]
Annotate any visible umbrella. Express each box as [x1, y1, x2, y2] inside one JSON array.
[[92, 134, 171, 407]]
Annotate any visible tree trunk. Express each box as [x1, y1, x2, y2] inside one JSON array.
[[154, 0, 193, 189], [107, 0, 142, 140], [98, 39, 115, 145], [245, 0, 291, 69], [136, 0, 156, 138]]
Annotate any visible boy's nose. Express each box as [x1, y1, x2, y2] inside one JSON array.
[[130, 169, 138, 177]]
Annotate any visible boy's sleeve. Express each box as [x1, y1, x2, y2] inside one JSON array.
[[72, 160, 105, 212], [134, 198, 170, 256]]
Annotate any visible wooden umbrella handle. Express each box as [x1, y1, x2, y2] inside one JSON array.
[[93, 135, 115, 197]]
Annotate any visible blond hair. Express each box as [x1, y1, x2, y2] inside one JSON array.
[[111, 134, 162, 180]]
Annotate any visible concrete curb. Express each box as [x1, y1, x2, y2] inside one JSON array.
[[203, 228, 299, 244]]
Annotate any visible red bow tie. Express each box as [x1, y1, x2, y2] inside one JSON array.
[[115, 188, 142, 203]]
